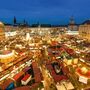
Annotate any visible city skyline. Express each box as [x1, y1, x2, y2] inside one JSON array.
[[0, 0, 90, 24], [0, 0, 90, 89]]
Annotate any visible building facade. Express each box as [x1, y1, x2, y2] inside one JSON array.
[[0, 22, 5, 40], [79, 20, 90, 41], [4, 24, 67, 37]]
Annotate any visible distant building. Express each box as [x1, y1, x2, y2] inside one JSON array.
[[4, 23, 19, 32], [79, 20, 90, 41], [66, 30, 79, 35], [0, 22, 5, 40], [29, 25, 67, 36], [4, 24, 18, 37], [4, 21, 67, 37], [50, 25, 67, 35]]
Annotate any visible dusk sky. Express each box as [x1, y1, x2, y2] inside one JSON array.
[[0, 0, 90, 24]]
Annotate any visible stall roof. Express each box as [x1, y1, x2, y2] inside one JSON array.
[[22, 74, 30, 81], [13, 71, 24, 81]]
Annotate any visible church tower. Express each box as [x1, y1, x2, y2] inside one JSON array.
[[69, 16, 75, 25], [68, 16, 78, 31]]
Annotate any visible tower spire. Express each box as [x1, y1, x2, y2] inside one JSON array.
[[13, 16, 17, 24], [69, 16, 75, 25]]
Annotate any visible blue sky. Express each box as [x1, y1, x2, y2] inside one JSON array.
[[0, 0, 90, 24]]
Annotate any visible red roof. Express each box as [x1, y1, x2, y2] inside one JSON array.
[[30, 83, 40, 89], [53, 75, 67, 83], [32, 62, 38, 67], [51, 41, 59, 46], [46, 64, 68, 83], [76, 68, 90, 78], [46, 65, 53, 70], [33, 68, 41, 74], [22, 74, 30, 81], [13, 86, 31, 90], [13, 71, 24, 81], [35, 74, 41, 83]]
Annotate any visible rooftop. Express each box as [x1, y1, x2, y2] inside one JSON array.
[[82, 20, 90, 25]]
